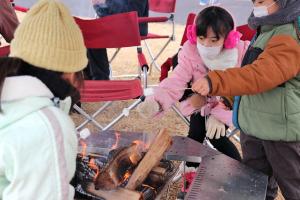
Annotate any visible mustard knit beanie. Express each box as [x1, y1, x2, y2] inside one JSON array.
[[10, 0, 88, 73]]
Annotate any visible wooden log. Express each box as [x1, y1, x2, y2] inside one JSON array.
[[151, 166, 167, 176], [94, 144, 142, 190], [126, 128, 172, 190], [87, 183, 142, 200], [146, 172, 165, 187]]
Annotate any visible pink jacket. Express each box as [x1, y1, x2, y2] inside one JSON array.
[[152, 40, 249, 126]]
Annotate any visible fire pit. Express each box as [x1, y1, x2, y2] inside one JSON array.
[[72, 129, 268, 200], [72, 129, 177, 200]]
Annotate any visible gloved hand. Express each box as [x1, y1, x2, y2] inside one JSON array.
[[136, 97, 161, 119], [206, 115, 226, 139]]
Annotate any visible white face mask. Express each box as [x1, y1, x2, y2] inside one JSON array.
[[196, 42, 222, 60], [253, 1, 277, 17]]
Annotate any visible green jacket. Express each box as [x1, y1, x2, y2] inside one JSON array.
[[207, 22, 300, 141], [239, 23, 300, 141]]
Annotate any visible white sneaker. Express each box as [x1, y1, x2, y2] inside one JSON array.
[[172, 162, 197, 182]]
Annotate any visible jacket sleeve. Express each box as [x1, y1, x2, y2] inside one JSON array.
[[210, 103, 233, 127], [0, 0, 19, 42], [207, 35, 300, 96], [153, 47, 195, 112]]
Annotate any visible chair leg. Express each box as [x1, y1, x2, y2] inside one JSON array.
[[232, 134, 240, 143], [171, 105, 190, 126], [102, 97, 144, 131], [74, 102, 113, 131], [143, 40, 156, 75], [74, 104, 105, 131], [143, 40, 161, 74], [226, 128, 241, 143], [142, 66, 148, 88], [144, 38, 173, 75], [204, 139, 215, 149], [109, 48, 121, 64], [151, 38, 172, 67]]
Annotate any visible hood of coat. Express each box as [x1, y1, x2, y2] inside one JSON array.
[[0, 76, 55, 129]]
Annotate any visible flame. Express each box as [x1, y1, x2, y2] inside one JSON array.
[[111, 132, 121, 149], [80, 140, 87, 157], [132, 140, 149, 150], [123, 171, 131, 181], [88, 158, 100, 180]]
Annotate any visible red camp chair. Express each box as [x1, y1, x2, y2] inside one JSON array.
[[0, 1, 28, 57], [138, 0, 177, 74], [160, 13, 196, 82], [236, 24, 256, 41], [74, 11, 148, 131], [10, 0, 29, 12], [0, 46, 10, 57]]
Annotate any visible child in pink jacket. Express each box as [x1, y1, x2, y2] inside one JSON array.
[[139, 6, 249, 165]]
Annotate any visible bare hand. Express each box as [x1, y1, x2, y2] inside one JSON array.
[[192, 78, 210, 96], [190, 94, 206, 109]]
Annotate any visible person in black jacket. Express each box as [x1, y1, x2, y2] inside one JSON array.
[[85, 0, 148, 80]]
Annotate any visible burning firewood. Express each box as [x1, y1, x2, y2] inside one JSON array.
[[87, 183, 142, 200], [94, 143, 142, 190], [126, 128, 172, 190], [151, 166, 167, 176]]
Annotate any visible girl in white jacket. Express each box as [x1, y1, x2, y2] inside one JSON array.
[[0, 0, 88, 199]]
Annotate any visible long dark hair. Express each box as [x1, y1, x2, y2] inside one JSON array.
[[195, 6, 234, 40], [0, 57, 83, 109]]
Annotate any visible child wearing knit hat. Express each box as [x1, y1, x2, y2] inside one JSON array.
[[0, 0, 87, 199], [192, 0, 300, 199]]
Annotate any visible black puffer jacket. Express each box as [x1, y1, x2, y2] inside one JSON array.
[[93, 0, 149, 36]]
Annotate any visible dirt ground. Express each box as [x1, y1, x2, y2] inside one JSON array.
[[5, 10, 284, 200]]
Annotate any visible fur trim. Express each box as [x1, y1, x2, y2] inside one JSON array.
[[201, 48, 238, 71]]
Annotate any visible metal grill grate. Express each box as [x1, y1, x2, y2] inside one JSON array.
[[185, 154, 268, 200]]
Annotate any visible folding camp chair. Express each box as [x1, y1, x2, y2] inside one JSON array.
[[0, 46, 10, 57], [10, 0, 29, 12], [138, 0, 177, 74], [159, 12, 196, 82], [0, 2, 28, 57], [74, 11, 149, 131]]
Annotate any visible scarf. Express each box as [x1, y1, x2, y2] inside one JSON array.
[[201, 48, 238, 71]]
